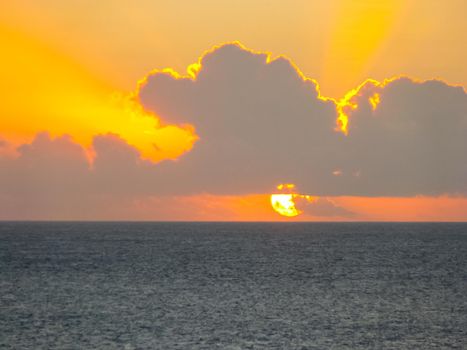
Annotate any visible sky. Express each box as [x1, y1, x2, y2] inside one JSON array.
[[0, 0, 466, 221]]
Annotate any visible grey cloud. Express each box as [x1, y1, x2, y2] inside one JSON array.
[[296, 197, 355, 218], [334, 78, 467, 196], [140, 43, 342, 195], [139, 43, 467, 196], [0, 133, 90, 197], [0, 133, 152, 219]]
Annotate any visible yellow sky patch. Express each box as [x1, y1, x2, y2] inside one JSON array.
[[0, 24, 195, 162]]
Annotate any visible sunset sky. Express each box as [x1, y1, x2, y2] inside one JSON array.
[[0, 0, 466, 221]]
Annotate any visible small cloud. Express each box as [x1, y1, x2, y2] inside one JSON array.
[[296, 197, 355, 218]]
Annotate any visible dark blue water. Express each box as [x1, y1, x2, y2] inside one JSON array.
[[1, 222, 466, 349]]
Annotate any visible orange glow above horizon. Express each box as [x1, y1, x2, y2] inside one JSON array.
[[92, 194, 467, 222]]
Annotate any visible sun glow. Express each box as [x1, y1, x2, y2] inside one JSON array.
[[335, 79, 383, 134], [270, 194, 300, 217], [270, 184, 315, 217], [369, 93, 381, 111]]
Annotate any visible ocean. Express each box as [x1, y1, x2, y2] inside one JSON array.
[[1, 222, 466, 349]]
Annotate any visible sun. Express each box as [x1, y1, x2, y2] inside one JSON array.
[[270, 184, 314, 217], [270, 194, 300, 217]]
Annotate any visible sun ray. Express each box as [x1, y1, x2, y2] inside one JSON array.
[[321, 0, 405, 98]]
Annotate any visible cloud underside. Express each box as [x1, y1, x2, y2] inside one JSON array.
[[1, 42, 466, 210]]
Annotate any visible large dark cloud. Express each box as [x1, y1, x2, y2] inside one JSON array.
[[139, 43, 467, 196], [138, 43, 340, 195], [0, 42, 466, 218]]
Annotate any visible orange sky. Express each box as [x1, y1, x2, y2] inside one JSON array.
[[126, 195, 467, 222], [0, 0, 466, 221]]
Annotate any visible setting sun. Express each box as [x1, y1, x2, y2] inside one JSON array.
[[270, 194, 300, 217], [270, 184, 315, 218]]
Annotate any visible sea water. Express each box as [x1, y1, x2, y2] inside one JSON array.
[[1, 222, 466, 349]]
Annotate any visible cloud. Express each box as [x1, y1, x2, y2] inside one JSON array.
[[0, 42, 466, 220], [139, 43, 340, 195], [333, 78, 467, 196], [296, 197, 355, 218], [138, 42, 467, 196], [0, 132, 154, 219], [0, 133, 89, 197]]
